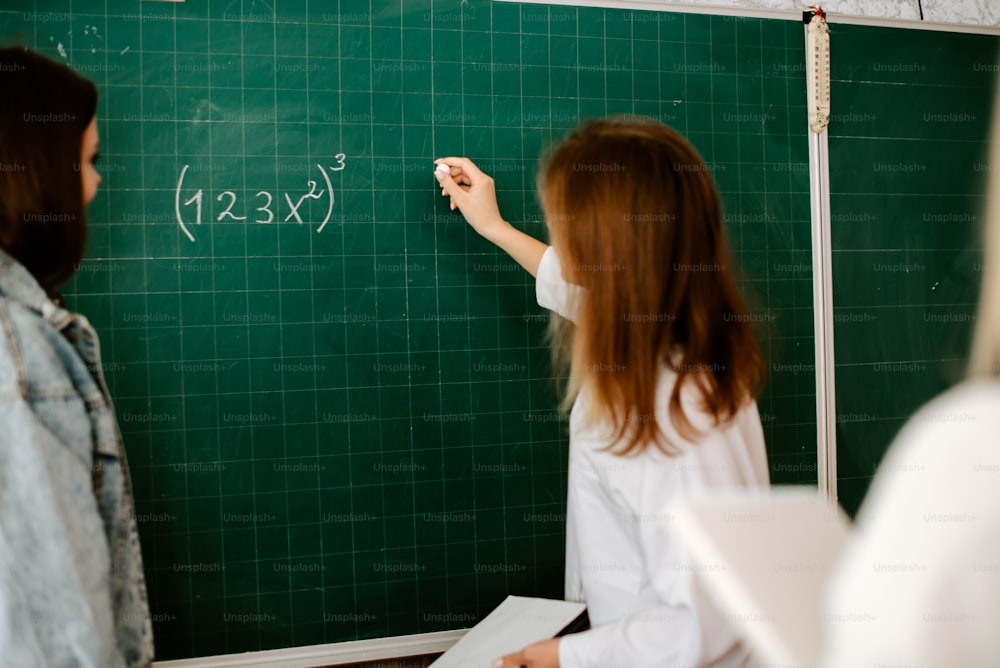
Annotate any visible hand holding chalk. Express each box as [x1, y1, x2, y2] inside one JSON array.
[[434, 157, 511, 243]]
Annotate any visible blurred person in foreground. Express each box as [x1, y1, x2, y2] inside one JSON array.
[[821, 82, 1000, 668]]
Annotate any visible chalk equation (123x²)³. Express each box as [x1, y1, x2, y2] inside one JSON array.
[[174, 155, 347, 242]]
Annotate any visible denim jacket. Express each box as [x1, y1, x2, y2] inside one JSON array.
[[0, 249, 154, 667]]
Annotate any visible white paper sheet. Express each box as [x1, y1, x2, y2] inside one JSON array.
[[671, 487, 851, 668], [429, 596, 586, 668]]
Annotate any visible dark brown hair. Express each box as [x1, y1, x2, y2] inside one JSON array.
[[0, 46, 97, 293], [541, 117, 766, 455]]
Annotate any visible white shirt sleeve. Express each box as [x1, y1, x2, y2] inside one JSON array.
[[535, 246, 583, 323]]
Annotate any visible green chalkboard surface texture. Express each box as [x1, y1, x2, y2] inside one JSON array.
[[1, 1, 813, 660], [827, 25, 998, 516]]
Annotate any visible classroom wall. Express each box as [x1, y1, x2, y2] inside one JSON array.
[[603, 0, 1000, 29]]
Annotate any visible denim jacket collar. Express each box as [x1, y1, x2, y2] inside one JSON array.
[[0, 248, 74, 331]]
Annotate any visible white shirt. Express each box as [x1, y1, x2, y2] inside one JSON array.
[[534, 247, 771, 667], [822, 380, 1000, 668]]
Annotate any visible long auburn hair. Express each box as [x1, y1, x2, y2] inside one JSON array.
[[0, 46, 97, 294], [540, 117, 766, 455]]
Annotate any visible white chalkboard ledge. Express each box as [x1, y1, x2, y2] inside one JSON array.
[[154, 630, 465, 668]]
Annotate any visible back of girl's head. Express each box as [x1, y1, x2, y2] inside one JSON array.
[[0, 46, 97, 293], [540, 116, 766, 454]]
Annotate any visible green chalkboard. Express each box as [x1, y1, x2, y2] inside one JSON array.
[[828, 25, 998, 516], [1, 1, 813, 660]]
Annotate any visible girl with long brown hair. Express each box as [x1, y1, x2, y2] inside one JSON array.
[[436, 117, 769, 667]]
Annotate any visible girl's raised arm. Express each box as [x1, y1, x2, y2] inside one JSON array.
[[434, 157, 548, 278]]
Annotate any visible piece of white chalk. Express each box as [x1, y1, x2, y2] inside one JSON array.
[[435, 162, 451, 175]]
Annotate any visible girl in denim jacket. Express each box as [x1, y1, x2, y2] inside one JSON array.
[[0, 47, 153, 667]]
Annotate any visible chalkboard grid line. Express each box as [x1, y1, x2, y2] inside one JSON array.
[[474, 0, 493, 617], [475, 0, 508, 621], [396, 0, 427, 641], [214, 4, 233, 651], [280, 3, 308, 650], [171, 1, 197, 652], [533, 1, 558, 598], [329, 12, 364, 646]]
